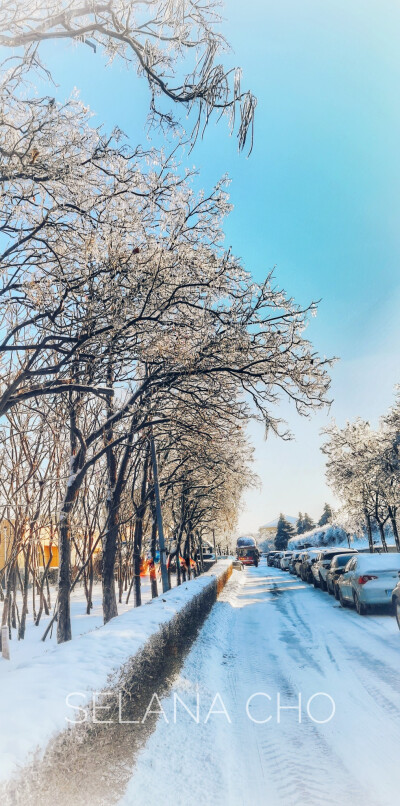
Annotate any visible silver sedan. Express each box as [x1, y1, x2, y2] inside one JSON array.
[[337, 553, 400, 615]]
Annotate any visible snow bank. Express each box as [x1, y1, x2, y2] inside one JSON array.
[[0, 561, 232, 784]]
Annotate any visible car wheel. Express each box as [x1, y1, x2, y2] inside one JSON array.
[[319, 575, 327, 591], [354, 593, 367, 616], [339, 588, 348, 608], [313, 576, 319, 588], [327, 582, 333, 595], [334, 584, 340, 600]]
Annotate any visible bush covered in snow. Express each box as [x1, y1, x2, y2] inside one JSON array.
[[287, 521, 396, 551], [288, 523, 352, 550]]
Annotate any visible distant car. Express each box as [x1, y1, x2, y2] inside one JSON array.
[[337, 553, 400, 615], [280, 551, 293, 571], [299, 549, 321, 583], [326, 553, 359, 596], [311, 548, 358, 590], [391, 578, 400, 629], [195, 542, 215, 563], [267, 551, 279, 566]]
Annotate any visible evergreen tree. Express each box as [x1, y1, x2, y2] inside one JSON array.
[[318, 503, 333, 526], [302, 513, 315, 532], [275, 514, 295, 550], [296, 512, 304, 534]]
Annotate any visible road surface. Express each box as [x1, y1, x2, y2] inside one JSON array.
[[118, 561, 400, 806]]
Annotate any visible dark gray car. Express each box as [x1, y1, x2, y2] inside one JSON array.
[[326, 553, 358, 596]]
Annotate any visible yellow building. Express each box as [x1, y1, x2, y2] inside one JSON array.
[[0, 521, 101, 571]]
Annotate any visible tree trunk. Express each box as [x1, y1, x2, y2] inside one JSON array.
[[149, 490, 158, 599], [176, 550, 182, 586], [18, 543, 31, 640], [102, 518, 119, 622], [133, 449, 150, 607], [365, 510, 374, 552], [377, 520, 388, 552], [388, 508, 400, 551], [133, 549, 142, 607], [57, 513, 72, 643], [102, 367, 119, 624]]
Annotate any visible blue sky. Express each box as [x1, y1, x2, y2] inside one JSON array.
[[24, 0, 400, 531]]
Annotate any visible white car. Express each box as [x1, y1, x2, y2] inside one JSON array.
[[337, 553, 400, 615], [280, 551, 293, 571]]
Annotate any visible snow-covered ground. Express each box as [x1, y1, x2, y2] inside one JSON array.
[[0, 579, 152, 668], [0, 565, 228, 786], [119, 560, 400, 806]]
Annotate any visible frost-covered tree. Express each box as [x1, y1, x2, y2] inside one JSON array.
[[322, 420, 377, 551], [275, 514, 294, 551], [0, 15, 334, 644], [296, 512, 315, 534], [0, 0, 256, 150], [302, 513, 315, 532], [318, 503, 333, 526], [321, 418, 400, 552]]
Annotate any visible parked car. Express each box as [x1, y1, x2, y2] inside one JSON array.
[[273, 552, 285, 567], [267, 551, 279, 566], [299, 549, 321, 583], [326, 553, 359, 596], [337, 553, 400, 615], [311, 548, 358, 590], [280, 551, 293, 571], [195, 541, 215, 563], [288, 551, 300, 574], [294, 550, 307, 576], [391, 578, 400, 629]]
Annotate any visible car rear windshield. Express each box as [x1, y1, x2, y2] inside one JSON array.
[[333, 554, 354, 568]]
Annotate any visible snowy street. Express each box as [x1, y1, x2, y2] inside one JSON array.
[[119, 561, 400, 806]]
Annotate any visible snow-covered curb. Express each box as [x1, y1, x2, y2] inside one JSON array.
[[0, 561, 232, 784]]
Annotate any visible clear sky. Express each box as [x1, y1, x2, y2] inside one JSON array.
[[21, 0, 400, 532]]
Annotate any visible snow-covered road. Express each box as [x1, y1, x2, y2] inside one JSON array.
[[119, 561, 400, 806]]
